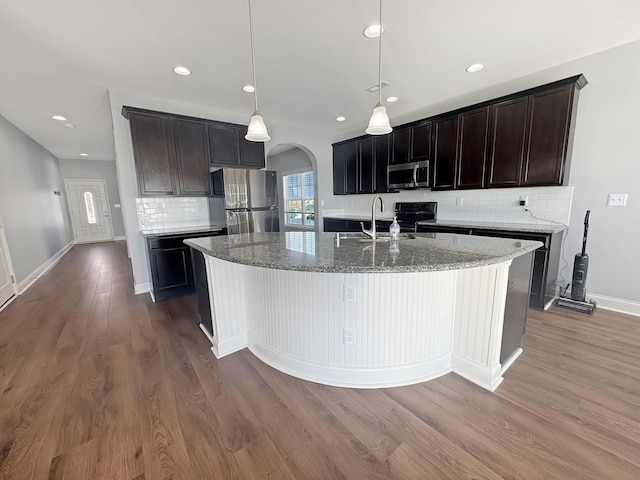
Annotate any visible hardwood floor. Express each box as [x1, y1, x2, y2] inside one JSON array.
[[1, 241, 639, 479]]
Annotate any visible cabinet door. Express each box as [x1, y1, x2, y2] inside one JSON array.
[[373, 135, 390, 193], [457, 107, 489, 189], [487, 97, 528, 187], [323, 218, 347, 232], [410, 122, 432, 161], [129, 113, 177, 196], [208, 123, 240, 166], [358, 138, 374, 194], [522, 85, 573, 186], [239, 131, 266, 168], [390, 128, 410, 164], [432, 116, 458, 189], [172, 119, 212, 196], [332, 142, 358, 195]]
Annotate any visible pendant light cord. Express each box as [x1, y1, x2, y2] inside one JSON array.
[[377, 0, 383, 105], [248, 0, 258, 112]]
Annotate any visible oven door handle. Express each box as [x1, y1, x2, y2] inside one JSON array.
[[412, 164, 419, 187]]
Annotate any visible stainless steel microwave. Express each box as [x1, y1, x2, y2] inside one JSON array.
[[387, 161, 430, 189]]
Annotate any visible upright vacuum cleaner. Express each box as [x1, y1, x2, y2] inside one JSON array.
[[556, 210, 597, 314]]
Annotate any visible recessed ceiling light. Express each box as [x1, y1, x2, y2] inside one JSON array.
[[242, 85, 255, 93], [51, 115, 67, 121], [466, 63, 485, 73], [363, 24, 384, 38], [63, 123, 75, 129], [336, 116, 346, 122], [173, 66, 191, 76], [386, 96, 398, 103], [79, 153, 88, 157]]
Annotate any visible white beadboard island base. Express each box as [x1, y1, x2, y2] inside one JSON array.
[[186, 232, 540, 392]]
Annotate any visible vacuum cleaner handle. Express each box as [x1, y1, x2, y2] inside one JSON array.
[[581, 210, 590, 256]]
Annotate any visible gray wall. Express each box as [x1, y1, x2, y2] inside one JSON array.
[[59, 158, 125, 238], [0, 114, 74, 283], [268, 147, 314, 230]]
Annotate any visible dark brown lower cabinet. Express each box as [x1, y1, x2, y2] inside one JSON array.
[[147, 230, 226, 301]]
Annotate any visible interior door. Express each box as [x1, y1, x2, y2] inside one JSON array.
[[65, 179, 114, 243], [0, 218, 16, 308]]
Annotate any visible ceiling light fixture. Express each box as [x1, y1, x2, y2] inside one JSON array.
[[79, 153, 88, 157], [466, 63, 485, 73], [336, 116, 346, 122], [244, 0, 270, 142], [366, 0, 392, 136], [63, 123, 75, 129], [173, 66, 191, 76], [242, 85, 255, 93], [51, 115, 67, 121], [386, 96, 398, 103], [363, 24, 384, 38]]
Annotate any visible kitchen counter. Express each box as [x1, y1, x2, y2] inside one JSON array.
[[140, 223, 226, 237], [185, 231, 541, 274], [186, 232, 538, 392], [415, 219, 567, 234]]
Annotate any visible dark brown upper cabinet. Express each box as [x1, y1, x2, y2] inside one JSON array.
[[522, 84, 576, 186], [123, 106, 265, 197], [390, 128, 411, 164], [432, 115, 458, 190], [456, 107, 489, 190], [358, 137, 374, 194], [172, 118, 212, 196], [486, 97, 529, 188], [208, 123, 240, 166], [333, 141, 358, 195], [410, 121, 432, 162], [128, 111, 177, 196]]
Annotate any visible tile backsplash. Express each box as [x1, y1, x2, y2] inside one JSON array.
[[136, 197, 210, 229], [334, 186, 573, 226]]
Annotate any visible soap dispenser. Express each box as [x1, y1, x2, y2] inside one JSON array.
[[389, 216, 400, 240]]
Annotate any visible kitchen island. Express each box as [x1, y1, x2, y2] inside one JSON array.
[[185, 231, 541, 391]]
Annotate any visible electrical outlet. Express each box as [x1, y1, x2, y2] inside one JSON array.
[[456, 197, 464, 206], [607, 193, 627, 207], [343, 284, 356, 302], [519, 195, 529, 206], [343, 327, 356, 345]]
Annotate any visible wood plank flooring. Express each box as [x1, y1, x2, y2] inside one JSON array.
[[1, 241, 639, 479]]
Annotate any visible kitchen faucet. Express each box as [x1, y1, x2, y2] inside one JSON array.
[[361, 196, 385, 240]]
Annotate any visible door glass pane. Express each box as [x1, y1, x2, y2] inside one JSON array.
[[84, 191, 97, 224]]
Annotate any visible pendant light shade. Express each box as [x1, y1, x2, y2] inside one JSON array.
[[246, 111, 270, 141], [245, 0, 269, 142], [366, 102, 392, 135], [366, 0, 392, 136]]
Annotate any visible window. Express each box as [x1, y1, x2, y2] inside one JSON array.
[[84, 191, 97, 224], [284, 171, 314, 227]]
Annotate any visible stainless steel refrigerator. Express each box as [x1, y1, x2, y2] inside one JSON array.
[[219, 168, 279, 234]]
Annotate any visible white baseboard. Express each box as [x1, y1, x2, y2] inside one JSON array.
[[17, 241, 74, 294], [134, 282, 151, 295], [114, 236, 125, 241], [588, 293, 640, 317]]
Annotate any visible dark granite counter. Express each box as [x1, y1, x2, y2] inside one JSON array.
[[140, 224, 226, 238], [185, 231, 541, 274]]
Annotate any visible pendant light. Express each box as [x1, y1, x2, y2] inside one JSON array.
[[245, 0, 270, 142], [366, 0, 392, 135]]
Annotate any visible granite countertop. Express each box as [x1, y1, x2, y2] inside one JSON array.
[[323, 214, 566, 234], [140, 224, 227, 238], [415, 219, 567, 234], [185, 232, 542, 274]]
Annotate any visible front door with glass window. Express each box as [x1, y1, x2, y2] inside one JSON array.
[[65, 179, 114, 243]]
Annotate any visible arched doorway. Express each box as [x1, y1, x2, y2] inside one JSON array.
[[266, 144, 318, 233]]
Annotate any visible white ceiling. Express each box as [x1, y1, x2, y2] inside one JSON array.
[[1, 0, 640, 162]]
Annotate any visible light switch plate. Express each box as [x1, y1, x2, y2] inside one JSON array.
[[607, 194, 627, 207]]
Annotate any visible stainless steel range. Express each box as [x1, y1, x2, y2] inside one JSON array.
[[394, 202, 437, 231]]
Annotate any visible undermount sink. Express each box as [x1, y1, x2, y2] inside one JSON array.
[[337, 232, 416, 242]]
